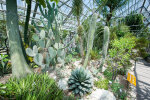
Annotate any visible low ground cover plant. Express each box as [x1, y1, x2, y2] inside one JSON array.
[[0, 73, 63, 100]]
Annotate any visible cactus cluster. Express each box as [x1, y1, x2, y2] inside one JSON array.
[[26, 1, 66, 71], [26, 30, 65, 70], [68, 67, 93, 97]]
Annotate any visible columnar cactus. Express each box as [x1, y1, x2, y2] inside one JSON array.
[[83, 14, 98, 68], [68, 67, 93, 97], [99, 26, 110, 71]]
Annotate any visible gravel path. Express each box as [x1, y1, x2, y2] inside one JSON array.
[[135, 59, 150, 100]]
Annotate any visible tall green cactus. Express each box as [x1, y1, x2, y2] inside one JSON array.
[[83, 14, 98, 68], [99, 26, 110, 71]]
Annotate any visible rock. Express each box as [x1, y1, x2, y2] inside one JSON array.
[[100, 90, 116, 100], [58, 78, 69, 90], [49, 72, 57, 80], [102, 66, 107, 73], [73, 60, 82, 68], [87, 89, 116, 100]]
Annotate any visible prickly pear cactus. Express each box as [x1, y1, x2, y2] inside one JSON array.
[[99, 26, 110, 71], [27, 1, 70, 71], [68, 67, 93, 97]]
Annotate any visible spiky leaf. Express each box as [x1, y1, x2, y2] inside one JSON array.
[[68, 67, 93, 97]]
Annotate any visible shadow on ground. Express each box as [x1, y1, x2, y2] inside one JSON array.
[[135, 59, 150, 100]]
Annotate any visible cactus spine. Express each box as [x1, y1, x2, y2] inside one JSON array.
[[99, 26, 110, 71], [83, 14, 97, 68]]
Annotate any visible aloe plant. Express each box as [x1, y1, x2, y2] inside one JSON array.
[[99, 26, 110, 71], [83, 14, 98, 68], [68, 67, 93, 97]]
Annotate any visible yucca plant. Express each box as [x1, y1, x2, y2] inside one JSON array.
[[68, 67, 93, 97]]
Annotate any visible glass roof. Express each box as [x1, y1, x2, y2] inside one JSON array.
[[0, 0, 150, 29]]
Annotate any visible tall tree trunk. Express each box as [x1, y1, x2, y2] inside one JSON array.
[[6, 0, 32, 78], [31, 1, 39, 25], [24, 0, 32, 45], [106, 7, 113, 26]]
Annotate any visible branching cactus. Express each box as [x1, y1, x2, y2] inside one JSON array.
[[83, 14, 98, 68], [68, 67, 93, 97], [28, 1, 71, 71], [99, 26, 110, 71], [39, 0, 58, 30]]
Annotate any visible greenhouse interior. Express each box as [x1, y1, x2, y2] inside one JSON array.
[[0, 0, 150, 100]]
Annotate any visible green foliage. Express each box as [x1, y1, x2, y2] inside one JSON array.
[[0, 73, 63, 100], [83, 14, 97, 68], [117, 68, 127, 76], [0, 20, 7, 47], [0, 54, 10, 76], [93, 23, 104, 50], [77, 25, 84, 36], [125, 13, 144, 33], [94, 78, 109, 90], [97, 0, 128, 24], [111, 83, 127, 100], [104, 68, 113, 80], [110, 24, 130, 38], [50, 0, 60, 4], [90, 49, 101, 60], [65, 54, 77, 64], [109, 34, 136, 68], [136, 37, 149, 58], [72, 0, 83, 20], [68, 67, 93, 97]]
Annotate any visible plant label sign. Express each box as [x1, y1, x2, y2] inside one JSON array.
[[127, 72, 136, 86]]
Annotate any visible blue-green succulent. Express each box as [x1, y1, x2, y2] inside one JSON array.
[[68, 67, 93, 97]]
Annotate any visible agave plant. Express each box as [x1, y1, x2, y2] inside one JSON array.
[[68, 67, 93, 97]]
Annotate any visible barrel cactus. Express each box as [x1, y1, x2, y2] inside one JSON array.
[[68, 67, 93, 97]]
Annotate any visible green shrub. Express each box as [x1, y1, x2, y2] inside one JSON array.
[[104, 68, 113, 80], [93, 23, 104, 50], [94, 78, 109, 90], [0, 73, 63, 100], [0, 54, 11, 76], [136, 37, 149, 58], [65, 54, 73, 64], [117, 68, 127, 76], [109, 35, 136, 73], [111, 83, 127, 100], [90, 49, 101, 60], [110, 24, 130, 38], [125, 13, 144, 33], [68, 67, 93, 97]]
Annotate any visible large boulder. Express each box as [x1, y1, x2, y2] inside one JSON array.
[[86, 89, 116, 100]]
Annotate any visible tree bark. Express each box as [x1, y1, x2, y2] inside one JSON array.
[[24, 0, 32, 45], [6, 0, 32, 78]]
